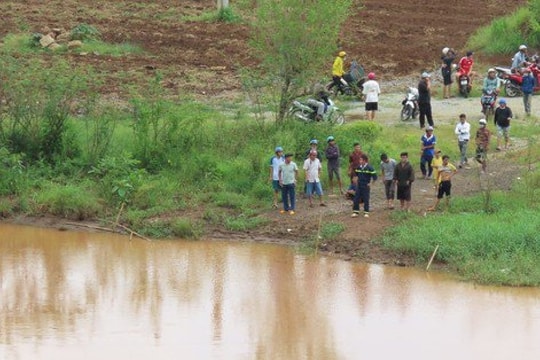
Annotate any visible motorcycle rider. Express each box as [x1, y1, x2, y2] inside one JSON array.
[[511, 45, 528, 73], [328, 51, 347, 93], [307, 83, 331, 121], [456, 51, 475, 88], [482, 68, 501, 94], [441, 47, 456, 99]]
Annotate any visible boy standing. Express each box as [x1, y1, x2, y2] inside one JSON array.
[[454, 113, 471, 169], [393, 152, 415, 211], [475, 119, 491, 173], [380, 153, 396, 209], [303, 150, 326, 207], [278, 153, 299, 215], [325, 136, 344, 195], [351, 154, 377, 218], [428, 155, 457, 211], [269, 146, 285, 208], [431, 149, 443, 193], [494, 98, 513, 151], [420, 126, 437, 179]]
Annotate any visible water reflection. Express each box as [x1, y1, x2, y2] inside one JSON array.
[[1, 224, 540, 360]]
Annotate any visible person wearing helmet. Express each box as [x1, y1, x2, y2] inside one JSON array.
[[362, 72, 381, 120], [475, 118, 491, 173], [417, 72, 434, 129], [324, 136, 344, 195], [328, 51, 347, 94], [494, 98, 513, 151], [456, 51, 475, 88], [269, 146, 285, 208], [482, 68, 501, 94], [512, 45, 528, 72], [308, 83, 331, 121], [441, 47, 456, 99]]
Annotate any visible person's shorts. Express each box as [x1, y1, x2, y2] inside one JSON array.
[[497, 125, 510, 138], [327, 162, 341, 180], [365, 102, 378, 111], [397, 185, 411, 201], [272, 180, 281, 191], [437, 180, 451, 199], [442, 68, 452, 85], [306, 181, 323, 196]]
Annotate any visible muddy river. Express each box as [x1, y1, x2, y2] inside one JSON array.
[[1, 224, 539, 360]]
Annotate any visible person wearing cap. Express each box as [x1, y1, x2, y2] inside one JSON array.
[[269, 146, 285, 208], [325, 136, 344, 195], [328, 51, 347, 94], [512, 45, 528, 73], [494, 98, 513, 150], [362, 72, 381, 120], [521, 67, 535, 116], [278, 153, 299, 215], [441, 47, 456, 99], [475, 119, 491, 173], [428, 155, 457, 212], [420, 126, 437, 179], [380, 153, 396, 209], [456, 51, 475, 88], [454, 113, 471, 168], [303, 150, 326, 207], [417, 72, 434, 129]]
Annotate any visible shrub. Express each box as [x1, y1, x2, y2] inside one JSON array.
[[34, 183, 101, 220], [70, 24, 101, 41]]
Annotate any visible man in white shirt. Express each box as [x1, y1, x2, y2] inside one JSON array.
[[362, 72, 381, 120], [454, 113, 471, 169], [303, 150, 326, 207]]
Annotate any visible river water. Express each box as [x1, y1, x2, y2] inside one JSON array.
[[1, 224, 539, 360]]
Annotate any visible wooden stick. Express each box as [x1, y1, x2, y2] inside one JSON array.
[[113, 202, 125, 231], [65, 222, 116, 233], [426, 244, 440, 271]]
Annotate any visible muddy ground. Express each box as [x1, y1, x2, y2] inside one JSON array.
[[0, 0, 532, 267]]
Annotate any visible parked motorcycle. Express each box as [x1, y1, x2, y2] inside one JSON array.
[[288, 98, 345, 125], [495, 62, 540, 97], [458, 73, 472, 97], [400, 86, 419, 121], [480, 89, 497, 120]]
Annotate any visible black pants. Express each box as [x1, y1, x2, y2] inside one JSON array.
[[419, 102, 433, 128], [353, 184, 370, 213]]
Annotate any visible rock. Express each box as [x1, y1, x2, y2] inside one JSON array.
[[56, 32, 70, 44], [39, 34, 56, 48], [41, 26, 51, 35], [48, 43, 62, 51], [68, 40, 83, 49]]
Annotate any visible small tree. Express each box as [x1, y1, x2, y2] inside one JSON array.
[[249, 0, 353, 122]]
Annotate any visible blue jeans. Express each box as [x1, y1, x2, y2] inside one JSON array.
[[281, 183, 296, 211], [420, 154, 434, 177]]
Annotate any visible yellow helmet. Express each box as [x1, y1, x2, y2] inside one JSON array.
[[338, 51, 347, 57]]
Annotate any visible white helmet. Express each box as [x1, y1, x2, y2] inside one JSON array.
[[479, 118, 487, 125], [487, 68, 496, 74], [442, 47, 450, 55], [519, 44, 527, 50]]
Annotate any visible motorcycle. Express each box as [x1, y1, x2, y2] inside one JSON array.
[[480, 89, 497, 120], [288, 98, 345, 125], [400, 86, 419, 121], [495, 62, 540, 97], [327, 60, 366, 98], [458, 73, 472, 97]]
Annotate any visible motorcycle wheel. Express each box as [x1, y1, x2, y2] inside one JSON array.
[[400, 105, 412, 121], [330, 111, 345, 125], [460, 85, 469, 98], [289, 108, 312, 122], [505, 82, 522, 97]]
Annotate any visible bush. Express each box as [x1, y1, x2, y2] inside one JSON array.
[[34, 183, 101, 220], [70, 24, 101, 41]]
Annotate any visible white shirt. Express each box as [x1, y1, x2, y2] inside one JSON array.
[[303, 158, 321, 183], [362, 80, 380, 103], [454, 121, 471, 142]]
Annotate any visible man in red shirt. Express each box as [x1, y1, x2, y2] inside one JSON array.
[[456, 51, 475, 87]]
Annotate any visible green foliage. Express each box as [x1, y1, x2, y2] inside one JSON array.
[[0, 148, 29, 196], [249, 0, 354, 121], [468, 4, 540, 54], [320, 222, 345, 240], [224, 214, 268, 231], [217, 7, 241, 23], [170, 217, 204, 239], [70, 23, 101, 41], [34, 183, 101, 220], [0, 56, 93, 164]]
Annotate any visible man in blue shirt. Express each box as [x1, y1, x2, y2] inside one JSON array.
[[420, 126, 437, 179]]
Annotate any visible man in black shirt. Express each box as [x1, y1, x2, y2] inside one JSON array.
[[418, 72, 434, 129]]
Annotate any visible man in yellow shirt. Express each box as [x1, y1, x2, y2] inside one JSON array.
[[328, 51, 347, 93], [428, 155, 457, 211]]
